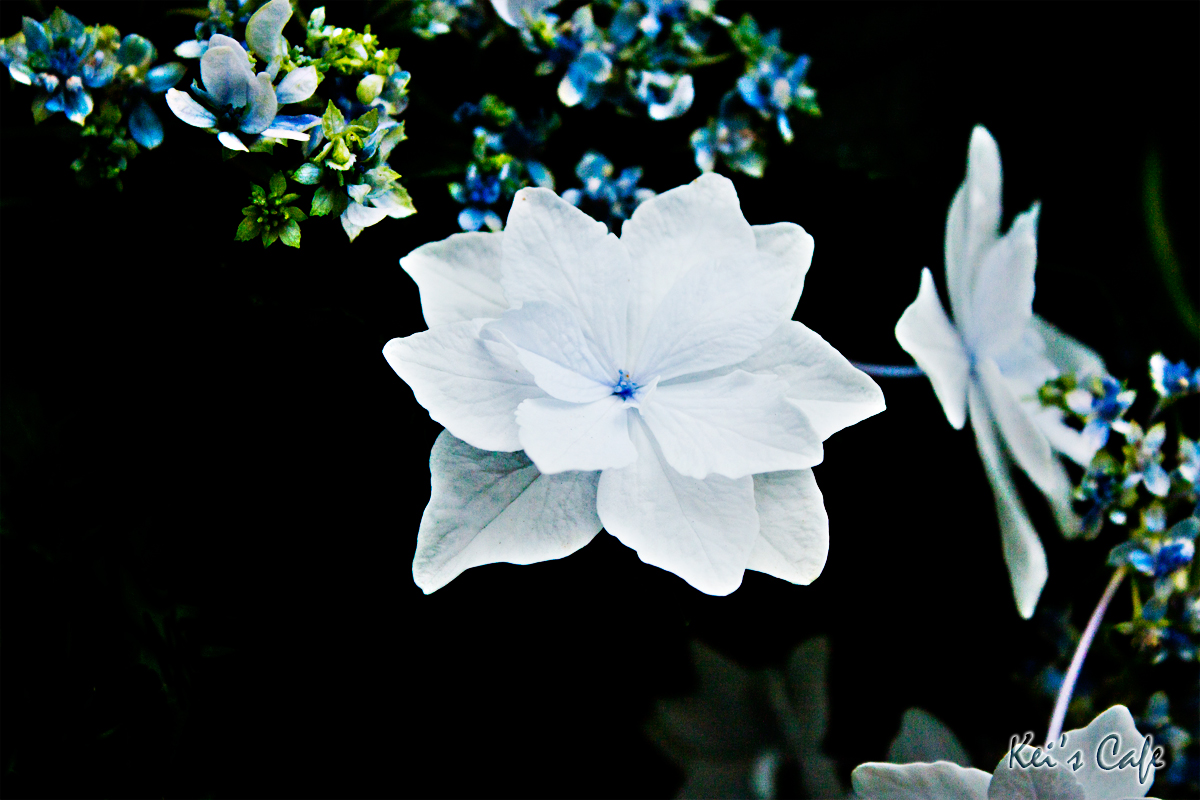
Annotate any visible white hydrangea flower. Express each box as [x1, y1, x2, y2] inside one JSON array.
[[384, 174, 885, 594], [894, 126, 1105, 619], [851, 705, 1157, 800]]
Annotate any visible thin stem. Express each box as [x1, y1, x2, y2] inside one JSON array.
[[850, 362, 925, 378], [1046, 566, 1127, 744]]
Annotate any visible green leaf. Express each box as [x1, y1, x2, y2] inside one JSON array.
[[235, 216, 262, 241], [280, 219, 301, 248], [321, 99, 346, 137], [280, 192, 300, 205], [311, 185, 334, 216], [366, 165, 400, 187], [248, 136, 278, 154], [348, 107, 379, 135], [285, 207, 308, 222], [389, 184, 417, 217], [250, 184, 266, 201], [269, 171, 287, 196], [241, 205, 260, 215], [329, 189, 350, 217], [261, 228, 279, 248]]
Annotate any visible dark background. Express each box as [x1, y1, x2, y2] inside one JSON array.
[[1, 1, 1197, 797]]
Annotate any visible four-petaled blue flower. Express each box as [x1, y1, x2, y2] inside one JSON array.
[[2, 9, 112, 125], [691, 94, 766, 177], [1122, 421, 1171, 498], [554, 8, 613, 109], [634, 69, 694, 120], [451, 163, 507, 231], [737, 52, 813, 143], [1066, 375, 1135, 451], [1150, 353, 1199, 399]]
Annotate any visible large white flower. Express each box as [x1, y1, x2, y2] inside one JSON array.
[[894, 126, 1105, 619], [384, 174, 885, 595]]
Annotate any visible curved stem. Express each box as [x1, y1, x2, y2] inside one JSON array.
[[1046, 566, 1127, 744], [851, 362, 925, 378]]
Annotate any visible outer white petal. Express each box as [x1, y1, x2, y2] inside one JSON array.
[[400, 232, 507, 328], [945, 125, 1003, 328], [1051, 705, 1154, 799], [174, 39, 208, 58], [383, 320, 542, 452], [515, 395, 636, 474], [752, 222, 815, 319], [633, 250, 793, 381], [1031, 315, 1106, 377], [640, 371, 822, 480], [257, 123, 312, 141], [216, 130, 249, 151], [501, 188, 632, 373], [895, 268, 971, 429], [966, 203, 1039, 357], [413, 431, 601, 593], [1034, 407, 1097, 467], [200, 45, 251, 107], [851, 761, 991, 800], [597, 416, 758, 595], [744, 469, 828, 585], [621, 173, 757, 365], [274, 64, 319, 104], [164, 88, 217, 127], [968, 381, 1047, 619], [733, 321, 885, 441], [343, 201, 389, 228], [489, 0, 558, 28], [238, 72, 278, 133], [976, 358, 1080, 536], [482, 302, 614, 403]]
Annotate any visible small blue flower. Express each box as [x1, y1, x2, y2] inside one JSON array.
[[560, 150, 655, 231], [1122, 421, 1171, 498], [1178, 437, 1199, 485], [1066, 375, 1136, 451], [552, 7, 614, 109], [2, 9, 113, 125], [450, 162, 507, 231], [1150, 353, 1199, 399], [634, 69, 694, 119], [691, 93, 767, 177]]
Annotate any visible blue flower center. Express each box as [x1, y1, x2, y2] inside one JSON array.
[[612, 370, 638, 400]]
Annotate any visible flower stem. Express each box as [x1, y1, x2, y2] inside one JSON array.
[[850, 362, 925, 378], [1046, 566, 1127, 744]]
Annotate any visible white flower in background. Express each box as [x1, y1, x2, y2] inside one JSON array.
[[852, 705, 1157, 799], [895, 126, 1105, 619], [489, 0, 559, 29], [384, 174, 884, 594]]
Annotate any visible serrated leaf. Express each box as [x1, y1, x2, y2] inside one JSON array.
[[269, 171, 287, 196], [311, 185, 333, 216], [348, 107, 378, 134], [235, 216, 261, 241], [321, 100, 345, 137], [280, 219, 301, 248], [285, 207, 307, 222], [261, 228, 279, 248]]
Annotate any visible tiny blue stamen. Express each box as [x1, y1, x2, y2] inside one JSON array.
[[613, 370, 638, 399]]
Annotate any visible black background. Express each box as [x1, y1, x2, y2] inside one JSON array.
[[1, 1, 1197, 797]]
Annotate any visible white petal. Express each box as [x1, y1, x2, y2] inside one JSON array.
[[238, 72, 278, 133], [164, 88, 217, 128], [174, 39, 208, 58], [216, 130, 249, 151], [1031, 315, 1106, 377], [489, 0, 557, 28], [968, 381, 1047, 619], [733, 320, 885, 441], [245, 0, 291, 59], [640, 371, 822, 480], [257, 124, 311, 141], [501, 188, 632, 373], [752, 222, 815, 318], [966, 203, 1038, 356], [201, 45, 252, 108], [597, 416, 758, 595], [744, 469, 828, 585], [1034, 406, 1098, 467], [383, 320, 542, 452], [413, 431, 601, 593], [343, 201, 388, 228], [945, 125, 1003, 329], [1053, 705, 1154, 799], [633, 249, 793, 381], [482, 302, 615, 403], [976, 358, 1079, 536], [400, 232, 508, 328], [621, 173, 757, 365], [274, 64, 318, 104], [515, 395, 636, 474], [851, 761, 992, 800], [895, 268, 971, 429]]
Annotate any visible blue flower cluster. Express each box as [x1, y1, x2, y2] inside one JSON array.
[[163, 1, 416, 244], [691, 14, 820, 177], [524, 0, 725, 121], [401, 0, 496, 42], [0, 8, 186, 188], [449, 95, 559, 231], [1151, 353, 1199, 401], [560, 150, 655, 232]]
